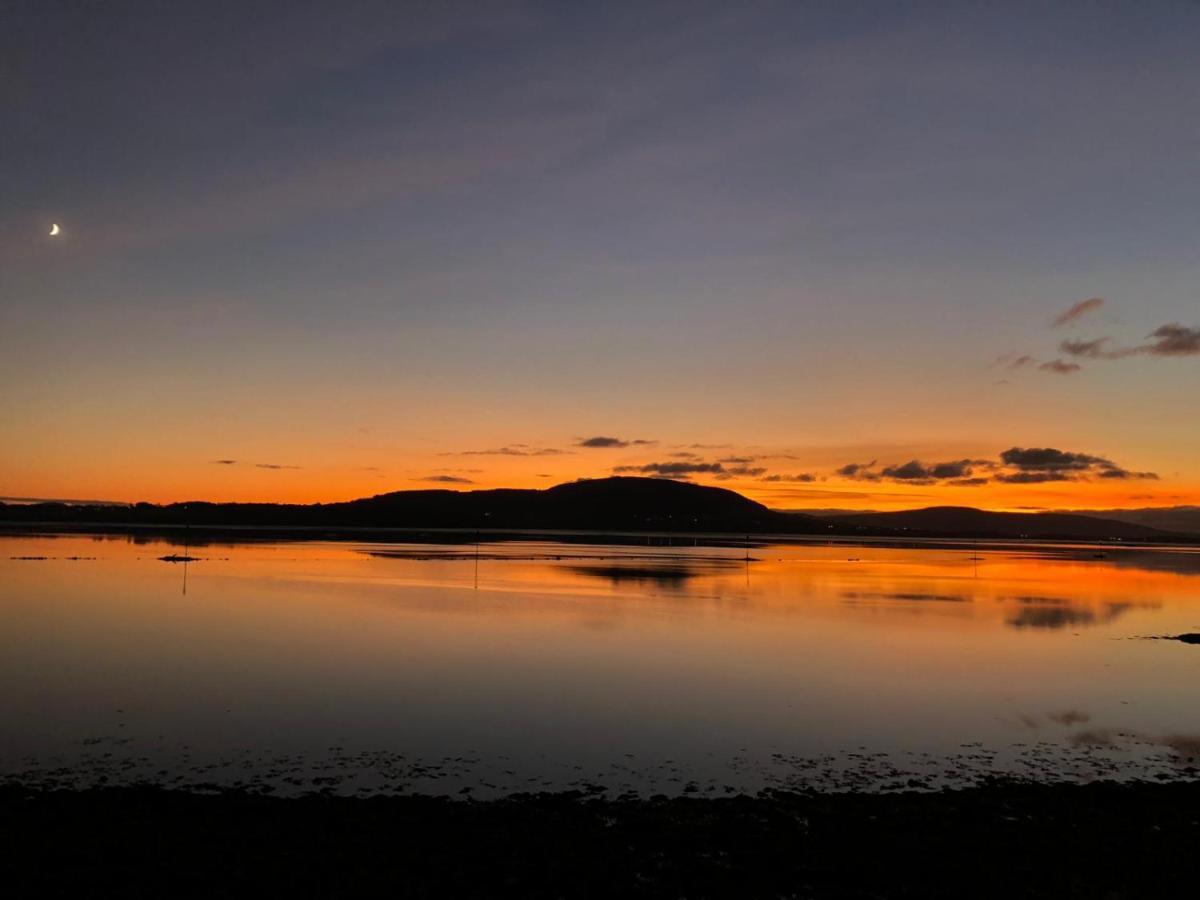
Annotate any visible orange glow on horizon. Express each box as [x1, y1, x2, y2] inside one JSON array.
[[3, 455, 1196, 514]]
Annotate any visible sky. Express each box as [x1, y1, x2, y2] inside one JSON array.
[[2, 0, 1198, 511]]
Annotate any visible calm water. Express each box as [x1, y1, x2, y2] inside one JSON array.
[[3, 532, 1199, 795]]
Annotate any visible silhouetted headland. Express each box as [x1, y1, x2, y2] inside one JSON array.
[[0, 477, 1192, 543]]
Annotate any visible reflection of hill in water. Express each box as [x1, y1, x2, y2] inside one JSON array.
[[567, 564, 701, 587]]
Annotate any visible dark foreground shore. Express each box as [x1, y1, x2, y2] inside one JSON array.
[[2, 781, 1198, 898]]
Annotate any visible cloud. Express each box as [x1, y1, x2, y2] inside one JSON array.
[[1141, 323, 1200, 356], [1051, 297, 1104, 327], [994, 471, 1074, 484], [255, 463, 301, 470], [836, 461, 879, 480], [1000, 447, 1108, 472], [716, 465, 767, 480], [760, 473, 817, 483], [613, 461, 726, 478], [1007, 354, 1036, 370], [1058, 337, 1121, 359], [451, 445, 569, 457], [880, 460, 938, 482], [998, 446, 1157, 482], [421, 475, 474, 484], [614, 460, 763, 482], [1096, 467, 1159, 480], [211, 459, 237, 465], [1039, 359, 1081, 374], [834, 446, 1158, 486], [883, 459, 978, 481], [838, 458, 991, 485], [576, 436, 655, 448], [1057, 323, 1199, 361], [612, 456, 769, 480]]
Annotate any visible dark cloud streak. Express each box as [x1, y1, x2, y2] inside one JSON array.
[[1051, 297, 1104, 327]]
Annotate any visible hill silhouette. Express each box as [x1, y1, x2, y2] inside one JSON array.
[[0, 477, 829, 535], [824, 506, 1171, 541], [0, 479, 1188, 542]]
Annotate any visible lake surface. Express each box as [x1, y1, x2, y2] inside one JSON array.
[[3, 531, 1199, 795]]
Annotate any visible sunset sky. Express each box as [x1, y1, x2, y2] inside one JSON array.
[[3, 0, 1198, 511]]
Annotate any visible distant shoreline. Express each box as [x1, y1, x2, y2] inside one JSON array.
[[4, 477, 1194, 543], [2, 519, 1196, 555]]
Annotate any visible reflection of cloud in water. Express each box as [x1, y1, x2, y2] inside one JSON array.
[[1003, 596, 1154, 630], [842, 591, 969, 603], [567, 565, 699, 588], [1014, 709, 1094, 730], [1007, 605, 1099, 629], [1159, 735, 1200, 760], [1069, 728, 1200, 763], [1048, 710, 1091, 727], [1069, 728, 1124, 747]]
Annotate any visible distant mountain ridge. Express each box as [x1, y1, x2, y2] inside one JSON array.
[[1059, 506, 1200, 536], [0, 479, 1191, 542], [822, 505, 1173, 540]]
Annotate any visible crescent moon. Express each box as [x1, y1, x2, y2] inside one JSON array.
[[49, 223, 61, 236]]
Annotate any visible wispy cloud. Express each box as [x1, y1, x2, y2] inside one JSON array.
[[1051, 297, 1104, 327], [449, 445, 570, 457], [1058, 337, 1123, 359], [576, 436, 656, 448], [421, 475, 475, 484], [1059, 324, 1200, 360], [1038, 359, 1081, 374], [211, 459, 301, 469]]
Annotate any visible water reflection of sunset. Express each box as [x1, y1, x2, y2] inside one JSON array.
[[5, 534, 1198, 775]]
